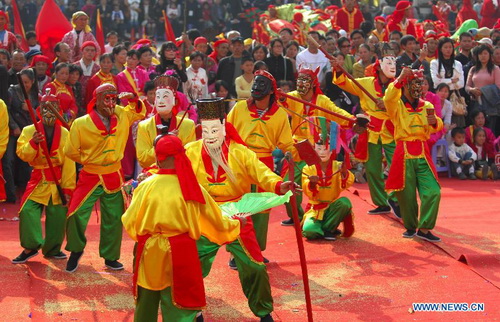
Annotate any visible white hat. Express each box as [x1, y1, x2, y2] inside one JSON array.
[[477, 38, 493, 47]]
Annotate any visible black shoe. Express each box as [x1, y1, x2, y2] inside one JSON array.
[[263, 257, 270, 264], [46, 251, 67, 259], [12, 250, 39, 264], [402, 230, 417, 238], [260, 314, 274, 322], [66, 251, 84, 273], [492, 165, 498, 180], [468, 173, 477, 180], [388, 199, 402, 219], [324, 231, 337, 241], [105, 259, 124, 270], [333, 229, 342, 236], [416, 230, 441, 243], [482, 165, 490, 180], [196, 313, 204, 322], [367, 205, 391, 215], [458, 172, 467, 180], [281, 218, 294, 226], [228, 258, 237, 270]]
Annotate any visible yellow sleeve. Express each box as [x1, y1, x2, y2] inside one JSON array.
[[241, 145, 282, 192], [121, 180, 146, 242], [383, 82, 402, 119], [301, 164, 317, 200], [60, 130, 76, 191], [64, 120, 82, 164], [16, 126, 39, 163], [319, 95, 354, 127], [275, 110, 296, 156], [197, 187, 241, 245], [180, 119, 196, 145], [333, 73, 364, 97], [136, 120, 156, 168], [118, 100, 147, 126], [340, 170, 355, 191], [0, 100, 8, 158]]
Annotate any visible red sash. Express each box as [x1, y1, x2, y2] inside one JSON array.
[[354, 116, 395, 162], [134, 233, 206, 309], [0, 164, 6, 202], [20, 167, 63, 207], [386, 140, 438, 192]]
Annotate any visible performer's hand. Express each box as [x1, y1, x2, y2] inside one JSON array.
[[232, 214, 248, 226], [170, 129, 179, 136], [12, 128, 21, 137], [118, 92, 135, 100], [63, 194, 71, 206], [32, 131, 45, 144], [375, 99, 386, 111], [329, 57, 341, 71], [280, 181, 301, 194], [427, 114, 437, 125], [399, 67, 413, 81], [309, 175, 319, 184]]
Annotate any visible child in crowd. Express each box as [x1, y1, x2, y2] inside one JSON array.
[[253, 60, 268, 72], [26, 31, 40, 51], [105, 31, 119, 53], [278, 80, 294, 93], [142, 80, 156, 118], [448, 127, 477, 180], [470, 127, 499, 180], [234, 57, 254, 99], [212, 80, 235, 114], [184, 51, 208, 99]]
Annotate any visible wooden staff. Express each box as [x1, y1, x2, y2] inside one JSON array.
[[17, 73, 67, 205], [44, 103, 71, 131], [307, 35, 379, 104], [277, 90, 356, 124], [284, 152, 314, 322]]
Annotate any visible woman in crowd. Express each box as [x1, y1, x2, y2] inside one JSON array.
[[430, 37, 465, 127], [352, 44, 373, 78], [85, 54, 117, 106], [337, 37, 356, 74], [252, 45, 268, 62], [264, 38, 295, 83], [466, 110, 497, 162], [155, 41, 187, 89], [137, 46, 156, 76], [466, 44, 500, 135], [111, 45, 127, 75], [43, 63, 78, 123]]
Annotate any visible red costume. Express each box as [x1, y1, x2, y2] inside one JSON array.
[[85, 71, 117, 109], [456, 0, 479, 27], [43, 81, 78, 120], [480, 0, 500, 28], [334, 5, 364, 33], [0, 11, 18, 52], [387, 1, 417, 37]]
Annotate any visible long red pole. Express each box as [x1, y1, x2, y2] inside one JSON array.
[[17, 73, 67, 205], [285, 152, 314, 322]]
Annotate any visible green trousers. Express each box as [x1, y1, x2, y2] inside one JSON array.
[[365, 141, 396, 207], [302, 197, 352, 240], [197, 236, 273, 318], [65, 186, 124, 260], [250, 184, 270, 251], [134, 286, 198, 322], [395, 158, 441, 230], [285, 160, 306, 221], [19, 198, 67, 256]]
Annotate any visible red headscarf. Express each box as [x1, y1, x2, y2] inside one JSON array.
[[392, 1, 411, 24], [254, 70, 277, 92], [0, 11, 9, 30], [30, 55, 52, 76], [155, 135, 205, 204]]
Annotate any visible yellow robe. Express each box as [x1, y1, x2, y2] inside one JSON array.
[[17, 125, 76, 206], [281, 91, 353, 144], [64, 102, 146, 175], [185, 140, 282, 204], [227, 100, 295, 159], [334, 73, 394, 145], [383, 82, 443, 142], [122, 173, 240, 290], [0, 100, 8, 159], [302, 162, 354, 221], [136, 115, 196, 168]]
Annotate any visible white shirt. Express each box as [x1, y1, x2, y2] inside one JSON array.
[[430, 59, 464, 91], [295, 49, 331, 84], [184, 66, 208, 99]]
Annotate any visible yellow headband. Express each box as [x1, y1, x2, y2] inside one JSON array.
[[72, 11, 91, 33]]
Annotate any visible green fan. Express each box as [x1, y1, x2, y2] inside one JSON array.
[[220, 191, 293, 217]]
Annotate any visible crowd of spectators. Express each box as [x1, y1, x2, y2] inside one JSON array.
[[0, 0, 499, 203]]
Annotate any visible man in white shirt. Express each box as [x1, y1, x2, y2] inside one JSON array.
[[295, 31, 330, 86]]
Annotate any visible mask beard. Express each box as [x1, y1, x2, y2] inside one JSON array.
[[203, 141, 236, 183]]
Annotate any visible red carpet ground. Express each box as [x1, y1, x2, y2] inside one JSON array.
[[0, 177, 499, 321]]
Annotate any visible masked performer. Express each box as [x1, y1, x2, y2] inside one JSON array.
[[227, 70, 295, 253], [136, 74, 196, 169], [279, 66, 359, 226], [332, 46, 400, 216], [302, 121, 355, 240], [122, 134, 242, 321], [185, 98, 295, 322], [64, 83, 145, 272], [383, 68, 443, 242], [12, 91, 76, 264]]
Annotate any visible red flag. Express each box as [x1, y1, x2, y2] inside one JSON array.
[[95, 8, 105, 54], [11, 0, 28, 51], [35, 0, 72, 61], [162, 10, 176, 42]]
